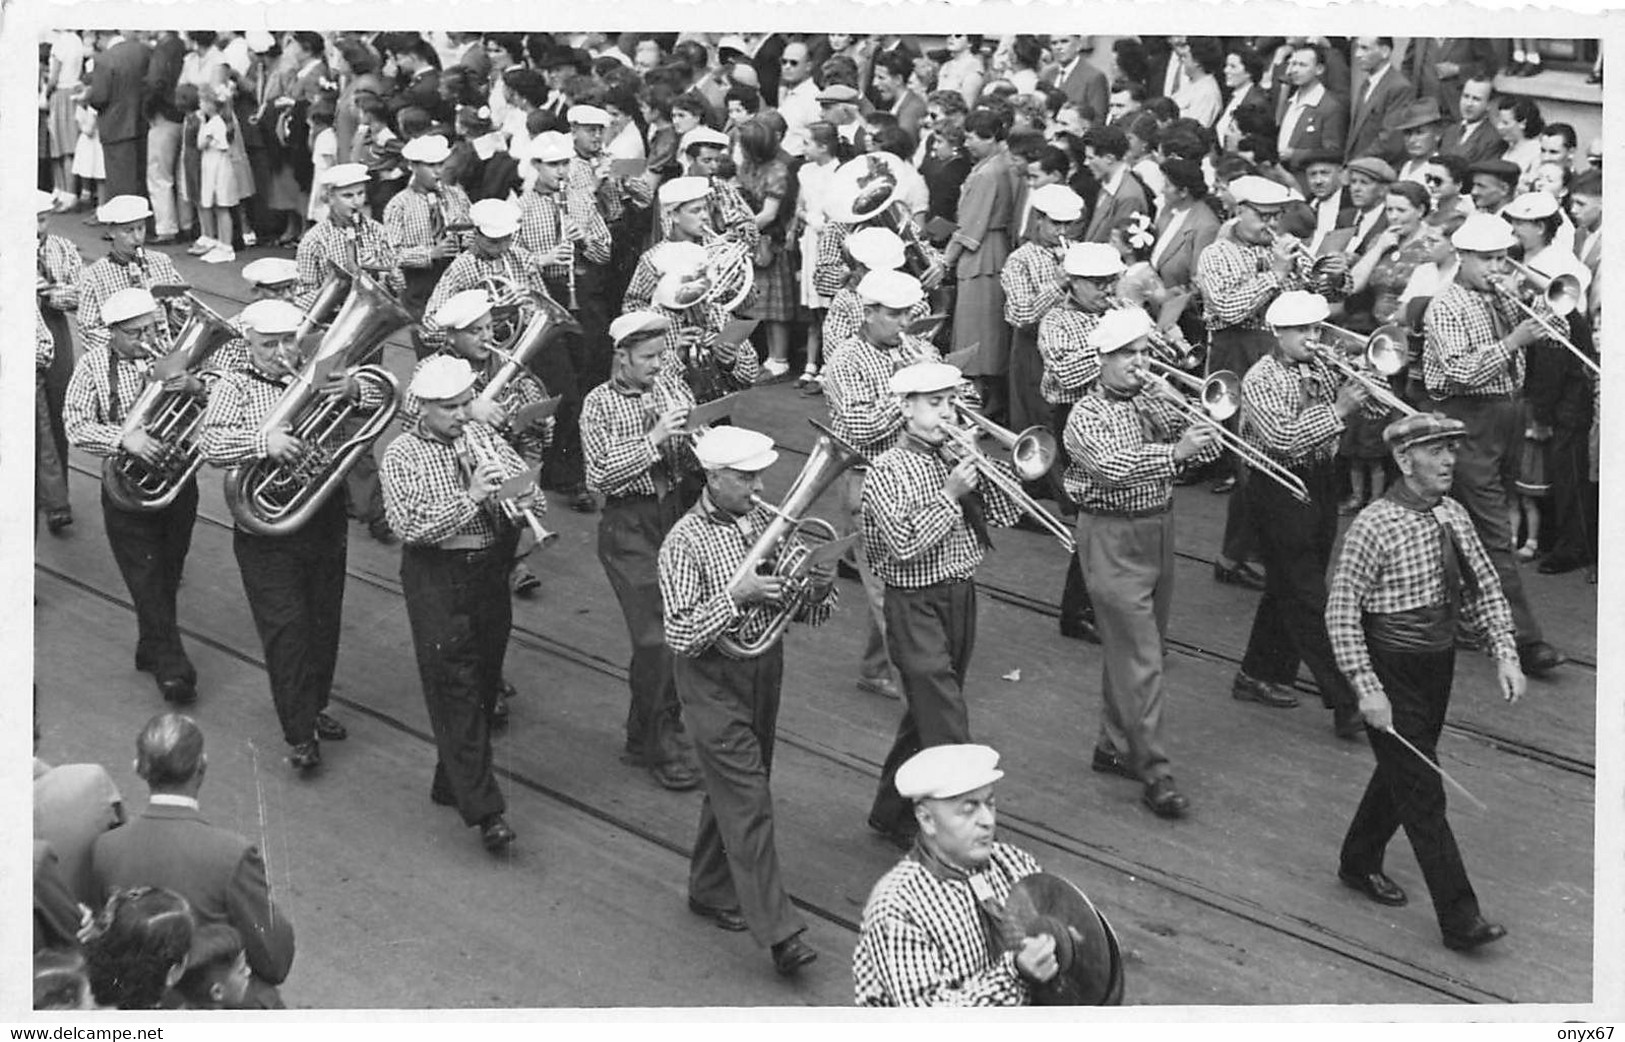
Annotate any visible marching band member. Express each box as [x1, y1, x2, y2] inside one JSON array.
[[76, 196, 186, 357], [657, 425, 834, 977], [243, 258, 302, 305], [420, 198, 555, 354], [1234, 291, 1373, 737], [821, 227, 931, 357], [824, 270, 945, 707], [63, 287, 203, 706], [677, 126, 758, 245], [384, 134, 472, 357], [1003, 184, 1084, 436], [1064, 307, 1220, 820], [295, 163, 405, 313], [650, 265, 761, 404], [1420, 213, 1565, 677], [37, 189, 82, 535], [579, 312, 704, 792], [623, 175, 733, 311], [854, 744, 1056, 1006], [1326, 412, 1524, 952], [566, 104, 656, 310], [35, 301, 68, 537], [199, 299, 384, 772], [861, 361, 1021, 849], [381, 355, 527, 854]]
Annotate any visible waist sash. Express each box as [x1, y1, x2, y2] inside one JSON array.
[[1362, 603, 1456, 653]]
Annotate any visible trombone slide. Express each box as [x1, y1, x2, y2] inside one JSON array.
[[939, 423, 1076, 555], [1138, 365, 1310, 505]]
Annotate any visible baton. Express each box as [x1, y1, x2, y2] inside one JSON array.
[[1381, 726, 1488, 811]]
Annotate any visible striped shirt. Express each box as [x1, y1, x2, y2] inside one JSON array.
[[516, 187, 612, 278], [1062, 386, 1217, 513], [293, 215, 404, 311], [1001, 242, 1067, 328], [1036, 304, 1105, 405], [1194, 238, 1311, 332], [401, 352, 553, 463], [658, 492, 837, 659], [420, 246, 554, 354], [852, 842, 1041, 1007], [1326, 495, 1518, 703], [1422, 282, 1559, 399], [861, 435, 1020, 588], [382, 183, 473, 271], [580, 375, 700, 498], [823, 334, 942, 458], [1238, 352, 1346, 468], [64, 346, 153, 457], [199, 361, 391, 468], [76, 250, 186, 354], [380, 420, 530, 549], [38, 233, 84, 313]]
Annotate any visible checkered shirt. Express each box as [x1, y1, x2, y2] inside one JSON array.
[[38, 233, 84, 313], [36, 302, 53, 372], [822, 290, 933, 362], [1239, 353, 1346, 468], [419, 247, 554, 354], [516, 188, 613, 278], [1326, 495, 1518, 703], [580, 375, 700, 497], [623, 233, 731, 311], [77, 250, 186, 354], [1001, 243, 1067, 328], [823, 334, 942, 458], [709, 178, 761, 248], [812, 221, 856, 299], [1036, 304, 1105, 405], [199, 361, 391, 467], [1195, 238, 1312, 332], [64, 345, 154, 457], [861, 435, 1020, 588], [1421, 282, 1559, 399], [381, 420, 529, 549], [294, 215, 404, 310], [653, 302, 762, 392], [382, 183, 473, 270], [401, 352, 553, 464], [566, 154, 654, 227], [1062, 387, 1217, 512], [659, 492, 837, 659], [852, 842, 1042, 1007]]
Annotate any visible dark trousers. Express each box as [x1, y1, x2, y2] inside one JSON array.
[[1240, 462, 1355, 708], [1210, 327, 1275, 564], [36, 378, 69, 515], [1340, 643, 1480, 933], [232, 496, 348, 746], [677, 644, 805, 947], [401, 539, 514, 826], [41, 306, 74, 473], [403, 263, 450, 360], [598, 493, 694, 766], [102, 481, 197, 684], [868, 579, 978, 834], [1007, 325, 1046, 434], [343, 423, 384, 525], [534, 272, 609, 492], [1050, 401, 1093, 625], [101, 136, 144, 199], [1435, 395, 1542, 644], [1545, 425, 1594, 563]]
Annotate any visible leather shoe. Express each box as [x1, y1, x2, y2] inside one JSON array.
[[856, 675, 900, 699], [1213, 561, 1266, 591], [687, 897, 749, 932], [1231, 672, 1299, 708], [479, 814, 516, 852], [1209, 475, 1237, 494], [650, 759, 701, 791], [771, 933, 817, 976], [1142, 777, 1189, 819], [571, 487, 598, 513], [1339, 868, 1408, 906], [429, 786, 457, 807], [367, 518, 398, 545], [1442, 916, 1507, 952], [45, 508, 73, 534], [1332, 704, 1366, 740], [158, 677, 197, 705], [288, 740, 321, 772], [1059, 615, 1100, 643], [1518, 641, 1565, 677], [1537, 554, 1586, 575], [315, 711, 348, 741], [1090, 745, 1139, 781], [511, 565, 541, 597]]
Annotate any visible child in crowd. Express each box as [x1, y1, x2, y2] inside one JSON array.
[[194, 84, 242, 263], [173, 924, 251, 1011]]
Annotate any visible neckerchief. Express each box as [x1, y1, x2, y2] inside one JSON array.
[[900, 430, 992, 550], [1384, 478, 1478, 608], [911, 839, 1007, 957]]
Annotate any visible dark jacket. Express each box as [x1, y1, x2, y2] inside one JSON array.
[[86, 38, 151, 145]]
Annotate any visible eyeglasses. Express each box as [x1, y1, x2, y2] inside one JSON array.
[[1243, 204, 1283, 223]]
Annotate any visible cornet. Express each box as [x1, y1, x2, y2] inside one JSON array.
[[1313, 322, 1418, 417], [458, 437, 557, 552]]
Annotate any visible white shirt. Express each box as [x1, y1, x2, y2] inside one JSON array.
[[49, 31, 85, 89], [1172, 75, 1221, 128], [1308, 194, 1341, 253], [1353, 204, 1384, 249], [1162, 56, 1184, 97], [1150, 205, 1191, 269], [1359, 63, 1391, 106], [777, 78, 822, 159], [147, 794, 201, 811], [1277, 81, 1326, 154]]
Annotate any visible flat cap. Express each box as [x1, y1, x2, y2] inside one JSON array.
[[1502, 191, 1559, 221], [433, 288, 493, 331], [469, 198, 521, 239], [895, 744, 1004, 801], [1063, 242, 1126, 278], [1265, 290, 1331, 328], [240, 258, 299, 287], [1345, 156, 1397, 184], [658, 176, 712, 207], [693, 425, 778, 472], [401, 134, 451, 165], [609, 311, 671, 347], [1090, 307, 1154, 355], [1229, 175, 1295, 208], [1451, 212, 1517, 252], [1299, 149, 1345, 169], [1469, 159, 1522, 186], [566, 104, 612, 127], [322, 162, 370, 189], [1389, 96, 1445, 132], [1383, 411, 1467, 452], [1029, 184, 1085, 222], [844, 226, 907, 272], [889, 360, 962, 396], [817, 84, 861, 104], [98, 195, 153, 225], [857, 269, 924, 309], [409, 355, 478, 402], [239, 298, 304, 336], [102, 287, 160, 327]]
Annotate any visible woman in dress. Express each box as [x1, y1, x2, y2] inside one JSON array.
[[735, 117, 796, 379], [936, 33, 986, 108], [945, 108, 1016, 418]]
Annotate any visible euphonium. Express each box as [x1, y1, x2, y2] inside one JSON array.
[[716, 420, 867, 659], [480, 292, 582, 405], [102, 294, 238, 512], [224, 269, 412, 536]]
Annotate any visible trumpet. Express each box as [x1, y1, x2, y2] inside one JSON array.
[[1496, 262, 1600, 376], [457, 437, 557, 552], [1313, 322, 1418, 416], [1139, 358, 1311, 504], [938, 411, 1076, 555]]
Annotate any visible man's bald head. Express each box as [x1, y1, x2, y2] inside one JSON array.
[[135, 713, 205, 791]]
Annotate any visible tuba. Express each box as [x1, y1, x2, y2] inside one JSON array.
[[715, 420, 867, 659], [480, 292, 582, 404], [102, 294, 238, 512], [224, 270, 412, 536], [293, 267, 355, 346], [828, 152, 935, 279]]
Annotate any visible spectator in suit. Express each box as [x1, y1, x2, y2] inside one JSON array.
[[871, 50, 926, 141], [1338, 156, 1396, 258], [86, 30, 151, 200], [1214, 45, 1271, 149], [1107, 78, 1147, 127], [1300, 150, 1349, 253], [1539, 122, 1578, 172], [1081, 124, 1150, 243], [34, 842, 87, 954], [391, 35, 449, 127], [1438, 76, 1503, 164], [90, 714, 295, 1009], [1346, 37, 1413, 163], [83, 886, 194, 1010], [1390, 98, 1447, 184], [1275, 42, 1348, 174], [1407, 38, 1500, 121], [1467, 158, 1520, 216], [1045, 35, 1109, 122]]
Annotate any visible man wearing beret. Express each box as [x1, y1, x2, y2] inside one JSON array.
[[381, 355, 527, 853], [821, 227, 932, 354], [76, 196, 187, 359], [1326, 412, 1523, 952], [853, 744, 1058, 1005], [1421, 213, 1565, 677], [64, 287, 205, 706], [677, 128, 761, 249], [384, 135, 473, 355], [861, 361, 1022, 847], [658, 425, 836, 976]]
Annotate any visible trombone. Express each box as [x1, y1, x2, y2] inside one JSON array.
[[1139, 359, 1311, 505], [1313, 322, 1418, 417], [939, 406, 1076, 555], [1497, 260, 1600, 376]]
